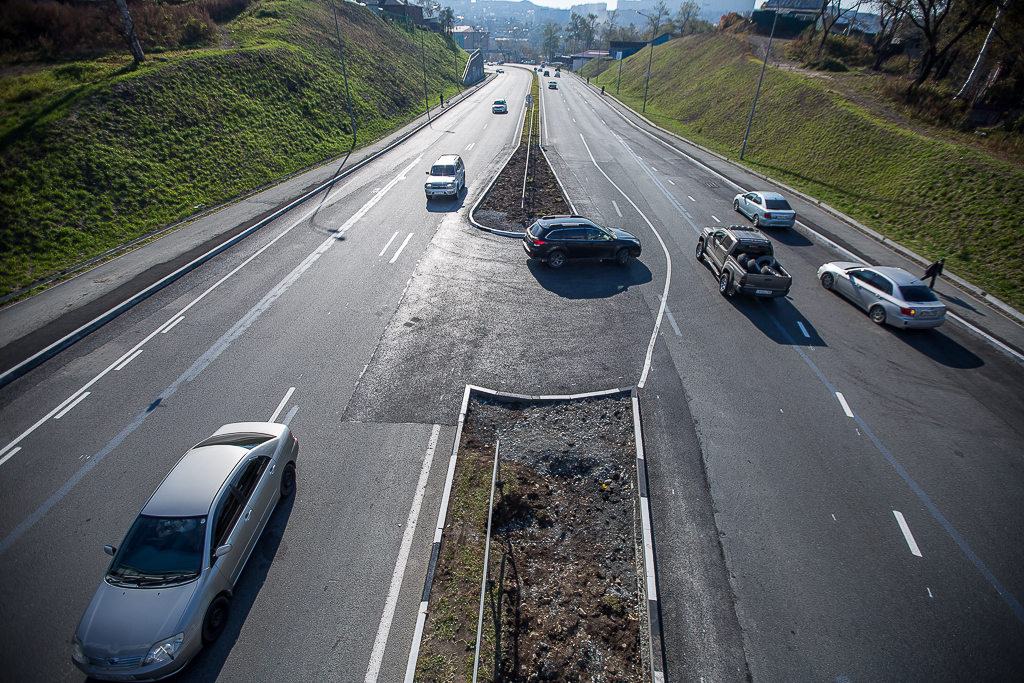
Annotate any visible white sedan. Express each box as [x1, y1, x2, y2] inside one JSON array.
[[817, 262, 947, 329], [492, 99, 507, 114]]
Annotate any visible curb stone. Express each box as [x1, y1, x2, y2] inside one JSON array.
[[404, 384, 667, 683]]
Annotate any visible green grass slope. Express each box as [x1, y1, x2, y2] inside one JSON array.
[[584, 34, 1024, 312], [0, 0, 466, 298]]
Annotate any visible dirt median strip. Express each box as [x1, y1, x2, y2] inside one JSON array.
[[410, 385, 665, 683]]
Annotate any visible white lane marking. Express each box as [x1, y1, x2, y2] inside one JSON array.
[[894, 510, 923, 557], [612, 201, 623, 217], [54, 392, 90, 420], [601, 119, 606, 124], [365, 424, 441, 683], [657, 296, 682, 336], [652, 166, 657, 171], [836, 392, 854, 417], [483, 124, 488, 130], [832, 514, 836, 521], [380, 231, 400, 256], [712, 215, 721, 222], [668, 179, 675, 185], [389, 233, 414, 264], [927, 587, 933, 598], [282, 405, 299, 426], [1, 447, 20, 464], [797, 321, 810, 337], [688, 196, 696, 202], [114, 349, 143, 371], [580, 133, 671, 390], [0, 157, 422, 554], [0, 165, 368, 468], [573, 118, 576, 122], [465, 142, 475, 151], [758, 305, 1024, 623], [269, 387, 295, 423], [161, 316, 184, 333]]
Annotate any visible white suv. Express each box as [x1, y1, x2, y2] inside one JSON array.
[[424, 154, 465, 200]]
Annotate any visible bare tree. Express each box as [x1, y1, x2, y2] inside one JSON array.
[[439, 6, 455, 34], [603, 9, 619, 48], [584, 13, 599, 50], [111, 0, 145, 64], [542, 21, 561, 60], [955, 2, 1006, 99], [869, 0, 912, 70], [644, 1, 670, 41], [816, 0, 863, 56], [877, 0, 1001, 87]]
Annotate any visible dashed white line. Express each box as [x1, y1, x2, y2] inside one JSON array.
[[282, 405, 299, 426], [269, 387, 295, 423], [668, 179, 675, 185], [836, 392, 854, 417], [688, 196, 696, 202], [601, 119, 606, 124], [894, 510, 923, 557], [390, 233, 414, 264], [712, 215, 721, 222], [797, 321, 810, 337], [927, 587, 933, 598], [612, 201, 623, 217], [162, 316, 184, 333], [380, 231, 400, 256], [54, 392, 90, 420], [465, 142, 475, 151], [114, 349, 143, 371], [573, 118, 576, 122]]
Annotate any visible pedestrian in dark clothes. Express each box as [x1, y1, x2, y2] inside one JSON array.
[[923, 257, 945, 288]]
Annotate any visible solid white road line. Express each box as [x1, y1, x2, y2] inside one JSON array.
[[0, 165, 369, 469], [836, 392, 854, 417], [389, 233, 414, 264], [580, 133, 672, 390], [612, 201, 623, 217], [269, 387, 295, 423], [114, 349, 143, 371], [53, 392, 90, 420], [894, 510, 923, 557], [797, 321, 810, 337], [658, 296, 682, 336], [161, 316, 184, 333], [380, 231, 400, 256], [365, 424, 441, 683]]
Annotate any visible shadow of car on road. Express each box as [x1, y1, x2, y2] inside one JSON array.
[[425, 189, 466, 213], [155, 492, 297, 683], [882, 325, 984, 369], [526, 258, 652, 299]]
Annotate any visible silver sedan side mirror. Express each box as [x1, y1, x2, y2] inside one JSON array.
[[103, 545, 116, 557], [213, 544, 232, 559]]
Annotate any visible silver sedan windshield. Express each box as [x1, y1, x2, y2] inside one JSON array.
[[107, 515, 206, 587]]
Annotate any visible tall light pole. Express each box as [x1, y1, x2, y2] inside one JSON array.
[[740, 9, 777, 160], [329, 0, 357, 149], [636, 11, 657, 113], [421, 28, 431, 123]]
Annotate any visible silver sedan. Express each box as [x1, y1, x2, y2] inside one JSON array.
[[817, 262, 947, 329], [72, 422, 298, 681], [733, 190, 796, 229]]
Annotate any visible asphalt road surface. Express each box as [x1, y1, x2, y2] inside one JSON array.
[[0, 63, 1021, 683]]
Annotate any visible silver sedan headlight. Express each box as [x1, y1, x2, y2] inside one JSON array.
[[71, 637, 87, 665], [144, 632, 184, 665]]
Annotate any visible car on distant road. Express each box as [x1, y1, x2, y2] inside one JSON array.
[[72, 422, 298, 682], [817, 262, 947, 328], [492, 99, 507, 113], [548, 81, 558, 89], [424, 154, 465, 199], [733, 190, 796, 229], [496, 68, 504, 73], [523, 215, 642, 268]]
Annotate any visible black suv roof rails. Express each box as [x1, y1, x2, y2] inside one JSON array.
[[540, 214, 587, 220]]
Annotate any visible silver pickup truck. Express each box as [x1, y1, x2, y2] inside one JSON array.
[[696, 226, 792, 298]]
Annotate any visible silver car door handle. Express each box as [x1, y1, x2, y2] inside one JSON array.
[[269, 464, 275, 475], [244, 509, 251, 522]]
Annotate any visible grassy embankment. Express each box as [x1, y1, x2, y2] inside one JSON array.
[[582, 34, 1023, 312], [0, 0, 466, 300]]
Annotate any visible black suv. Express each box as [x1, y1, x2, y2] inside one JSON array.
[[522, 215, 642, 268]]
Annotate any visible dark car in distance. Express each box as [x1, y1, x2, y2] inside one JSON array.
[[523, 215, 642, 268]]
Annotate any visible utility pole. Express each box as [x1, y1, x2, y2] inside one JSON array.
[[421, 29, 431, 122], [740, 10, 777, 160], [637, 11, 656, 113], [330, 0, 357, 149]]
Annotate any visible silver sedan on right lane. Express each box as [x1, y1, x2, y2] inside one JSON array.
[[817, 262, 947, 329]]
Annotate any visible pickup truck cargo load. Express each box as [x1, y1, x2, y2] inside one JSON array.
[[696, 226, 792, 298]]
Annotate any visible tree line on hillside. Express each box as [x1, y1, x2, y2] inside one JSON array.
[[0, 0, 256, 59]]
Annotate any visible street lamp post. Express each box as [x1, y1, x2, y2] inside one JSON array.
[[636, 11, 657, 113], [329, 0, 357, 149], [740, 9, 778, 160]]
